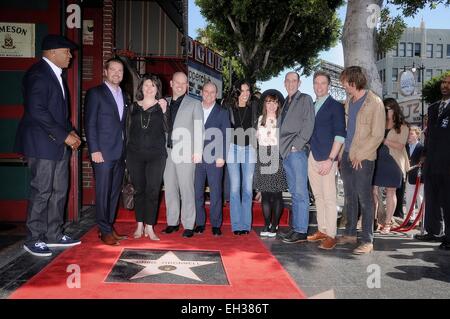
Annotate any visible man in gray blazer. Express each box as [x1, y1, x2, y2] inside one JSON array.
[[163, 72, 204, 238], [278, 71, 315, 243]]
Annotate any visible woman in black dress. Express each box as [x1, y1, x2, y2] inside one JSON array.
[[126, 74, 168, 240], [373, 98, 409, 234], [253, 92, 288, 237]]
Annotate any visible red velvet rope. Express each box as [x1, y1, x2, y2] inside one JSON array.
[[391, 170, 424, 232]]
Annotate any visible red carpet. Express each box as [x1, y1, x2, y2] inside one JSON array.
[[9, 223, 305, 299], [116, 200, 290, 226]]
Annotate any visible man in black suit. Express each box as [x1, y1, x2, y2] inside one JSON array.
[[85, 58, 128, 246], [194, 82, 230, 236], [404, 126, 424, 221], [15, 34, 81, 257], [415, 75, 450, 250]]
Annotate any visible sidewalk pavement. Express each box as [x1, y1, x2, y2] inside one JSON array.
[[0, 207, 449, 299]]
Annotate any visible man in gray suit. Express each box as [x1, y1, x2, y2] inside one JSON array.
[[278, 71, 315, 243], [163, 72, 204, 238]]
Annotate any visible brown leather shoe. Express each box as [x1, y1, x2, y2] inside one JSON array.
[[319, 237, 337, 250], [100, 233, 120, 246], [336, 235, 357, 245], [307, 231, 328, 242], [98, 228, 128, 241], [353, 243, 373, 255], [112, 228, 128, 241]]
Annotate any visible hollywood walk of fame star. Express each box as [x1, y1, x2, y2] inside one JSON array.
[[121, 251, 217, 281]]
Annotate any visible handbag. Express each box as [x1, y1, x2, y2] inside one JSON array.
[[122, 169, 135, 210]]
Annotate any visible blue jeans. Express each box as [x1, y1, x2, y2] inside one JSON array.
[[283, 150, 309, 233], [227, 144, 256, 231], [340, 152, 375, 244]]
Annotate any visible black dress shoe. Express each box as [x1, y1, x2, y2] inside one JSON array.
[[239, 230, 250, 235], [194, 225, 205, 233], [233, 231, 241, 235], [212, 227, 222, 236], [162, 225, 180, 234], [439, 242, 450, 250], [277, 228, 295, 240], [414, 233, 442, 242], [282, 231, 307, 243], [182, 229, 194, 238]]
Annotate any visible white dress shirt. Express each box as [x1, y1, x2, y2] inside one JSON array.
[[408, 141, 418, 157], [439, 98, 450, 116], [43, 57, 65, 98], [202, 104, 214, 125]]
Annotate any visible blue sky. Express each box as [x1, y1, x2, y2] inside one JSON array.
[[189, 1, 450, 98]]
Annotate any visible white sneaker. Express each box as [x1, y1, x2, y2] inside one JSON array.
[[260, 226, 270, 237], [23, 241, 52, 257], [267, 231, 277, 238], [267, 225, 278, 238]]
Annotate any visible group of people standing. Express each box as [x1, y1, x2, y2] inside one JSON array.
[[329, 68, 450, 253], [15, 34, 450, 257]]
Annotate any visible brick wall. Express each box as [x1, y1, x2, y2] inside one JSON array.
[[103, 0, 114, 63], [81, 0, 115, 205], [82, 148, 95, 205]]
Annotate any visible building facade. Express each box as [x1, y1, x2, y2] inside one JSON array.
[[0, 0, 222, 223], [376, 21, 450, 125]]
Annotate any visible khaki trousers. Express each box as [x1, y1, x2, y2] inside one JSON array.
[[308, 154, 338, 238]]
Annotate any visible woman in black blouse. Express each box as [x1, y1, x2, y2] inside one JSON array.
[[126, 74, 168, 240], [225, 81, 259, 235]]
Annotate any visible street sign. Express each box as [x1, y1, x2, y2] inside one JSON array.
[[399, 70, 416, 96]]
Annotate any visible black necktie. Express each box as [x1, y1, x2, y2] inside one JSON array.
[[438, 101, 447, 118], [167, 101, 175, 149]]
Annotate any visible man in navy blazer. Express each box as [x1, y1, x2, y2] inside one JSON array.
[[85, 58, 128, 246], [404, 126, 424, 220], [307, 71, 346, 250], [194, 82, 230, 236], [15, 34, 81, 257]]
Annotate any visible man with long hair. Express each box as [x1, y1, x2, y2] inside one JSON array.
[[336, 66, 385, 254]]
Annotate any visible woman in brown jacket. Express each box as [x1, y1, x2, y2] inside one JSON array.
[[373, 98, 409, 234]]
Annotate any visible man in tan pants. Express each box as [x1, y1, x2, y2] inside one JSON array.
[[307, 71, 346, 249]]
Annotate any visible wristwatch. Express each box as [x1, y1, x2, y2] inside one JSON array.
[[328, 156, 335, 162]]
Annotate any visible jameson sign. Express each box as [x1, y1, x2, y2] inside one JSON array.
[[0, 22, 35, 58]]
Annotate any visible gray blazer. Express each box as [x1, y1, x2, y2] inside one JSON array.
[[278, 91, 315, 159], [168, 94, 204, 157]]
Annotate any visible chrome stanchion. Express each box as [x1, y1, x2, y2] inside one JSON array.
[[418, 168, 425, 235], [420, 203, 425, 235]]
